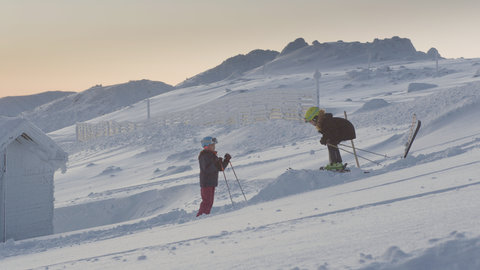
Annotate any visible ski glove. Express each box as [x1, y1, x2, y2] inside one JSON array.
[[320, 137, 327, 145], [224, 153, 231, 163], [217, 157, 226, 170]]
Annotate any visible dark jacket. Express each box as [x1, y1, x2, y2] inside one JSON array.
[[198, 150, 228, 187], [317, 113, 356, 145]]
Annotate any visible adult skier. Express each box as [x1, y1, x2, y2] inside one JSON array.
[[197, 136, 231, 217], [304, 107, 356, 171]]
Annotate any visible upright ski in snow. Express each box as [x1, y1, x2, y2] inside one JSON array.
[[404, 114, 421, 158]]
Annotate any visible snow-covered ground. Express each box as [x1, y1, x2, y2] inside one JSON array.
[[1, 57, 480, 269]]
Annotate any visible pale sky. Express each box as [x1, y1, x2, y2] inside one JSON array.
[[1, 0, 479, 98]]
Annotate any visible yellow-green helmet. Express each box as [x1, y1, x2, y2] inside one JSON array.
[[304, 107, 320, 122]]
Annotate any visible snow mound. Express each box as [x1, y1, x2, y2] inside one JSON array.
[[250, 168, 368, 203], [360, 234, 480, 270], [356, 99, 391, 113]]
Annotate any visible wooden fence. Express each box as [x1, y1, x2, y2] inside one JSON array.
[[76, 91, 314, 142]]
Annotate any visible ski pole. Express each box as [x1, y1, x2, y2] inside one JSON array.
[[229, 161, 247, 202], [338, 143, 390, 158], [339, 146, 382, 166], [220, 162, 234, 206], [328, 144, 383, 166], [344, 111, 360, 168]]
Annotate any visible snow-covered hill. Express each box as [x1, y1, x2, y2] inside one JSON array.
[[177, 36, 439, 88], [176, 49, 278, 88], [251, 36, 440, 76], [0, 91, 74, 117], [1, 41, 480, 269], [21, 79, 174, 133]]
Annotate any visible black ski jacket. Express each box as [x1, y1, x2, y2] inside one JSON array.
[[317, 113, 356, 145], [198, 150, 228, 187]]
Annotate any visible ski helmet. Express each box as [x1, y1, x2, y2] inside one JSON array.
[[304, 107, 320, 122], [201, 136, 218, 147]]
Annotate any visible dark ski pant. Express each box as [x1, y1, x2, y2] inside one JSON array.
[[197, 186, 215, 217], [328, 144, 343, 164]]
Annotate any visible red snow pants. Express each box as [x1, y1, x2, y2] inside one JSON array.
[[197, 186, 215, 217]]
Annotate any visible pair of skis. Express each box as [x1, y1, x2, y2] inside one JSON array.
[[319, 163, 350, 173]]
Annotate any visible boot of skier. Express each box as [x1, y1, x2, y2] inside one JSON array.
[[197, 136, 231, 217], [304, 107, 356, 171]]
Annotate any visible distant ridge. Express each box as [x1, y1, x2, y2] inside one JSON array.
[[177, 36, 441, 86], [258, 36, 441, 75], [22, 80, 174, 133], [0, 91, 74, 117], [176, 49, 279, 88]]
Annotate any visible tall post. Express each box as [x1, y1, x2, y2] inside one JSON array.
[[314, 69, 322, 107]]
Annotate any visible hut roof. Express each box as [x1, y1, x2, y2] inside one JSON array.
[[0, 116, 68, 173]]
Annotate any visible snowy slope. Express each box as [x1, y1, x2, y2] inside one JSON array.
[[1, 53, 480, 269]]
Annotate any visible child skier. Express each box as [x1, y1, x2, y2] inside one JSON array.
[[304, 107, 356, 171], [197, 136, 231, 217]]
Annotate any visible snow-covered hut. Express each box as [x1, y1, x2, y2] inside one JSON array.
[[0, 116, 68, 242]]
